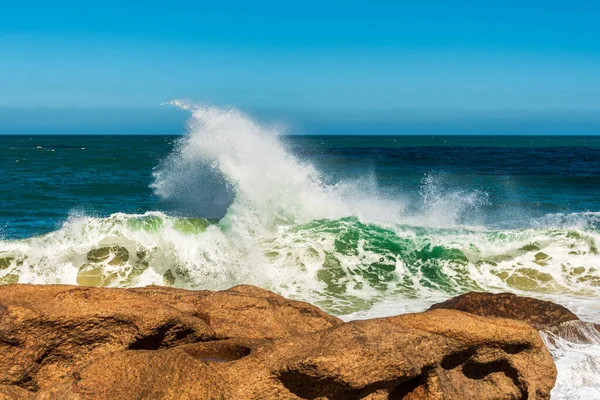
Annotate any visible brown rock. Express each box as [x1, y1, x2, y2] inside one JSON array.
[[429, 291, 579, 330], [129, 284, 341, 340], [0, 385, 34, 400], [385, 310, 556, 399], [37, 310, 555, 400], [429, 291, 600, 346], [0, 284, 340, 393], [0, 285, 556, 399]]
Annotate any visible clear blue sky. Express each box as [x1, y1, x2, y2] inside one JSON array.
[[1, 0, 599, 134]]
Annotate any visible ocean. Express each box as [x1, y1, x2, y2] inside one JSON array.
[[1, 104, 600, 398]]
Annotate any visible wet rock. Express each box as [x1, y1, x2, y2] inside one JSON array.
[[429, 291, 600, 348], [429, 291, 578, 330]]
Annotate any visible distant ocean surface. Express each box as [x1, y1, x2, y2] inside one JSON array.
[[3, 134, 600, 239], [1, 105, 600, 398]]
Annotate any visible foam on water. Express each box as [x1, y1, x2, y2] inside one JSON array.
[[1, 102, 599, 397], [541, 323, 600, 399]]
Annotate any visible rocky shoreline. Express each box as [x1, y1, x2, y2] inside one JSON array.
[[0, 284, 589, 399]]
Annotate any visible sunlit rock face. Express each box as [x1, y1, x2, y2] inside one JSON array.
[[0, 285, 555, 399]]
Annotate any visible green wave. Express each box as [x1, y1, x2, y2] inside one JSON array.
[[1, 213, 600, 315]]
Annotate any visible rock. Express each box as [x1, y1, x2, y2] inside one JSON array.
[[429, 291, 600, 345], [0, 284, 340, 393], [429, 291, 579, 330], [385, 310, 555, 399], [0, 285, 556, 399], [128, 284, 343, 340], [0, 385, 34, 400], [37, 310, 555, 400]]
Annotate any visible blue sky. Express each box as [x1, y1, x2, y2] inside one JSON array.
[[1, 0, 599, 134]]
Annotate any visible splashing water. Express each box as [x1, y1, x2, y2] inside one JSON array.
[[1, 102, 600, 396], [153, 101, 405, 225], [541, 323, 600, 399]]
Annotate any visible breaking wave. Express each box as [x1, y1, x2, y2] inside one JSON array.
[[1, 102, 599, 314], [1, 211, 599, 315]]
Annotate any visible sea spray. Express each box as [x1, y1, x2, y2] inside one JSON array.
[[153, 101, 405, 226]]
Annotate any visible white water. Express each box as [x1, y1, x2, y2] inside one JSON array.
[[153, 100, 401, 225], [1, 102, 599, 397], [541, 323, 600, 399]]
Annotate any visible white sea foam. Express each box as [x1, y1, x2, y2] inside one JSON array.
[[541, 322, 600, 399]]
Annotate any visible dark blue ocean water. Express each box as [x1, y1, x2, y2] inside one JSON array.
[[2, 134, 600, 238], [2, 135, 599, 239]]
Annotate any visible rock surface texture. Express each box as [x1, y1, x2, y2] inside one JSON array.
[[429, 291, 579, 330], [0, 285, 557, 399], [430, 291, 600, 344]]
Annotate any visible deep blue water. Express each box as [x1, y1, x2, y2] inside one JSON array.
[[1, 135, 600, 239]]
